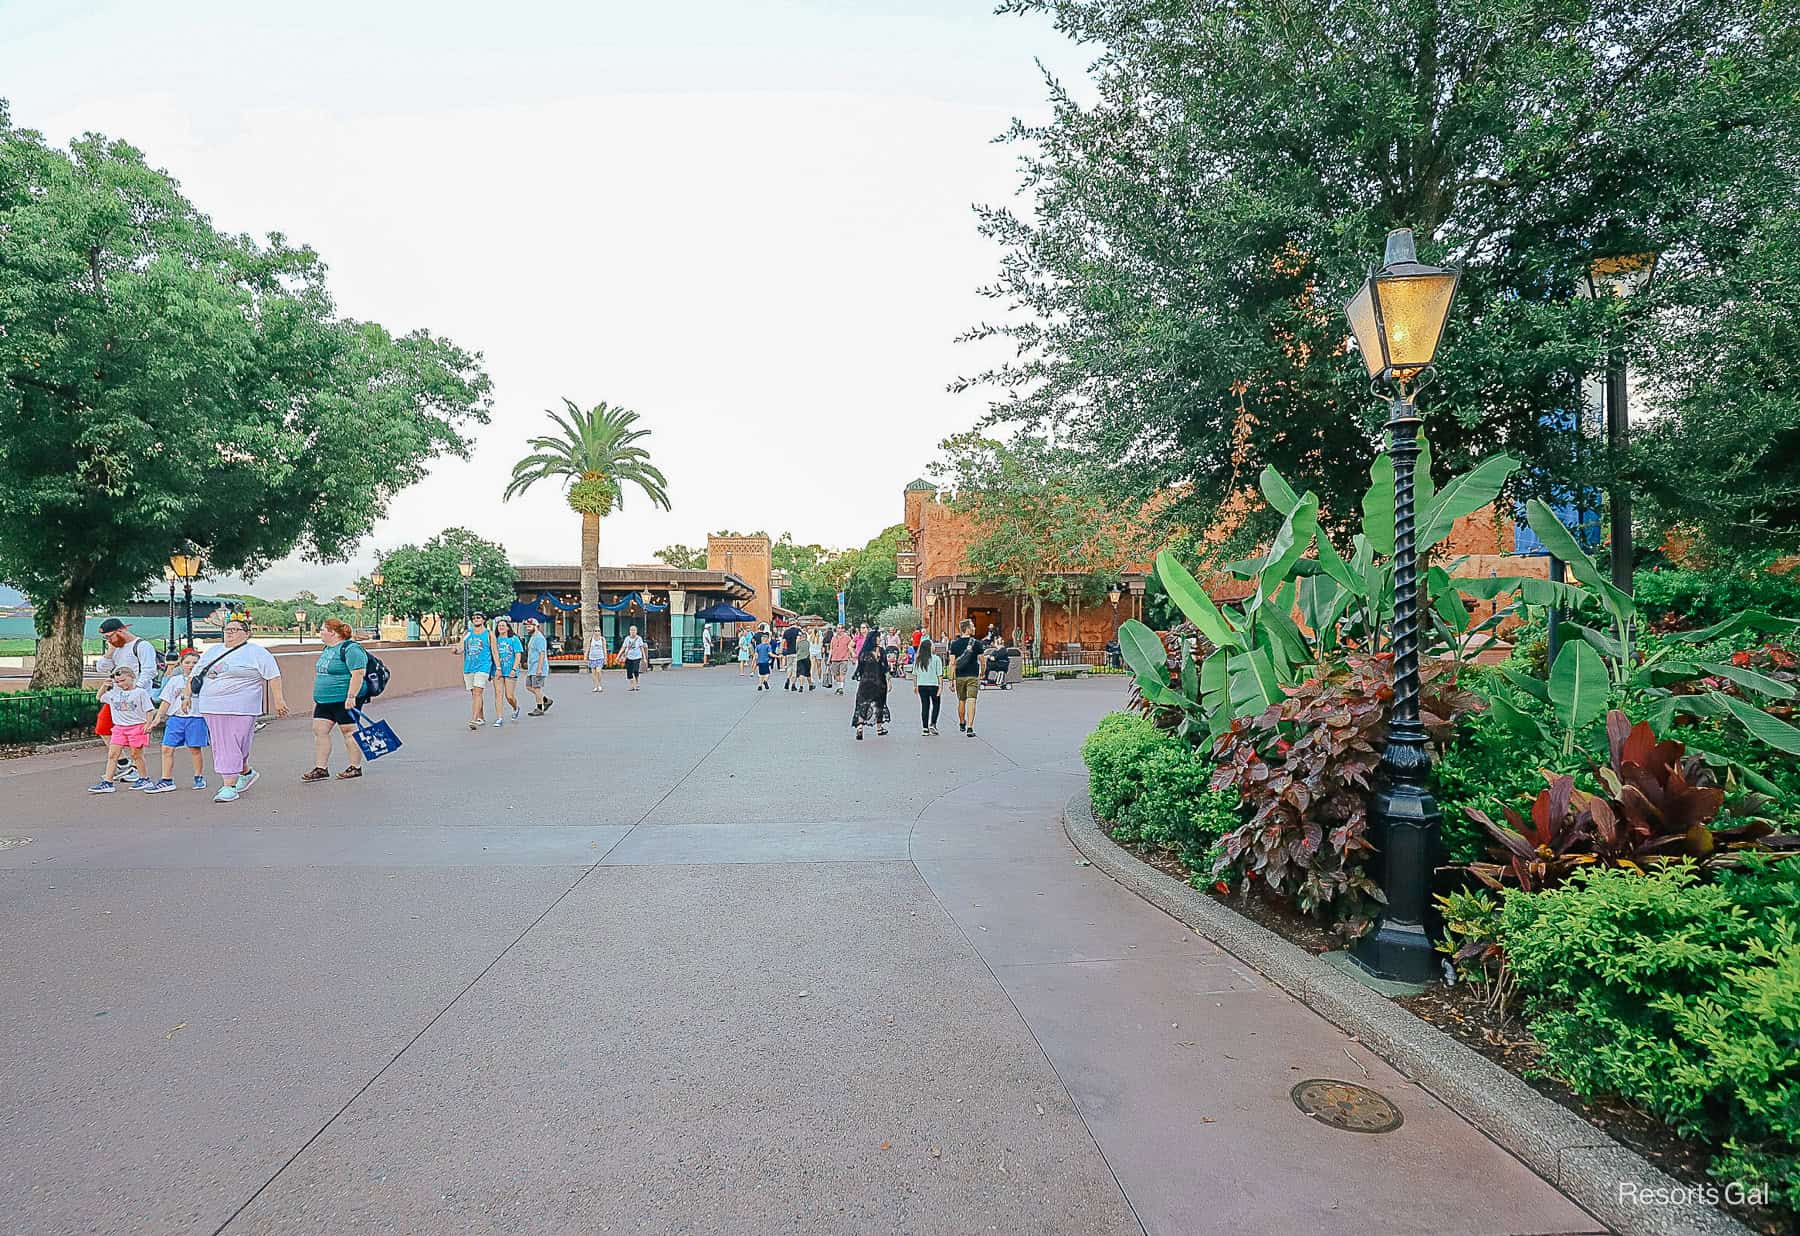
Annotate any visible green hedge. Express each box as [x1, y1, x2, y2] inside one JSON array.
[[1081, 712, 1241, 866], [0, 688, 97, 745], [1500, 862, 1800, 1212], [1634, 565, 1800, 628]]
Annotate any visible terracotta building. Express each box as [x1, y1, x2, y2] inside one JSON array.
[[902, 479, 1151, 650]]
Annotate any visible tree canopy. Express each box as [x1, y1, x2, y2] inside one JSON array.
[[963, 0, 1800, 550], [0, 105, 492, 684], [357, 528, 512, 639]]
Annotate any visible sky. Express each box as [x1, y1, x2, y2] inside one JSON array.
[[0, 0, 1096, 599]]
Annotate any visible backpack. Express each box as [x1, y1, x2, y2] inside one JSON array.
[[340, 641, 390, 702], [130, 638, 166, 690]]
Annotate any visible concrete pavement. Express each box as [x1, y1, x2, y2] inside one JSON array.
[[0, 669, 1603, 1235]]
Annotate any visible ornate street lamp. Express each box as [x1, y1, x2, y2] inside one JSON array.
[[1577, 250, 1658, 593], [295, 609, 307, 640], [168, 549, 203, 649], [370, 565, 385, 641], [164, 567, 178, 655], [1343, 228, 1461, 985], [458, 554, 474, 628]]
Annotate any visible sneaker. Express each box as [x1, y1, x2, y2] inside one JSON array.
[[144, 779, 178, 794], [116, 764, 141, 783], [213, 785, 240, 803], [877, 726, 888, 736], [966, 729, 977, 738], [855, 727, 864, 740], [469, 721, 480, 730], [87, 780, 116, 794], [192, 776, 207, 791], [135, 777, 159, 791], [493, 717, 504, 728], [542, 698, 555, 713], [512, 706, 522, 721], [238, 768, 259, 793]]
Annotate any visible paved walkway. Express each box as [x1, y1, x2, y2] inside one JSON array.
[[0, 670, 1601, 1235]]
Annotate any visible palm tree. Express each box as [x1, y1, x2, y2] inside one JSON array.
[[504, 399, 671, 649]]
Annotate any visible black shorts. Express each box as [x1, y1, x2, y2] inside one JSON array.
[[313, 701, 355, 725], [796, 658, 811, 674], [758, 663, 771, 677], [626, 658, 642, 679]]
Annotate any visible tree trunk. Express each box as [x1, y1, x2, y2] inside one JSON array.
[[580, 510, 601, 655], [31, 593, 88, 689], [1030, 594, 1043, 659]]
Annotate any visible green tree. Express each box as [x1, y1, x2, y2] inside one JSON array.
[[0, 106, 492, 686], [837, 525, 914, 624], [504, 399, 671, 647], [356, 528, 511, 641], [964, 0, 1799, 543], [933, 432, 1140, 656], [654, 543, 708, 570]]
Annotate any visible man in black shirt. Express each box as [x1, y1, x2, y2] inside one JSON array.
[[782, 624, 802, 691], [947, 618, 987, 737]]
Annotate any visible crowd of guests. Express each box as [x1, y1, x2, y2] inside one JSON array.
[[734, 618, 1012, 740]]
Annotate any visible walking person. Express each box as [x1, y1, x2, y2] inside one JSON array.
[[753, 631, 775, 689], [800, 626, 820, 692], [851, 630, 890, 740], [738, 629, 753, 676], [523, 618, 554, 715], [492, 618, 525, 724], [87, 666, 154, 793], [95, 617, 160, 783], [461, 613, 497, 730], [620, 625, 647, 690], [303, 618, 367, 781], [828, 625, 854, 693], [949, 618, 987, 738], [192, 618, 289, 803], [913, 637, 944, 735], [586, 627, 609, 693], [144, 650, 208, 793]]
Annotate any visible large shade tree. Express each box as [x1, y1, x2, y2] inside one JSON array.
[[355, 528, 511, 641], [504, 399, 670, 646], [0, 106, 492, 686], [963, 0, 1800, 551]]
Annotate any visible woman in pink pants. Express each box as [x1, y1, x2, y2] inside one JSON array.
[[192, 619, 290, 804]]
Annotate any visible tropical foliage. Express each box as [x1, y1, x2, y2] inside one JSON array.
[[504, 400, 670, 647], [354, 529, 512, 640]]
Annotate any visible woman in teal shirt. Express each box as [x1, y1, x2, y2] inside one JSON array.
[[462, 613, 497, 731], [306, 618, 368, 781], [491, 618, 524, 727], [912, 636, 944, 735]]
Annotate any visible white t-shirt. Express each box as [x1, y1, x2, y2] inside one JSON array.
[[159, 672, 194, 718], [193, 641, 283, 716], [101, 685, 154, 727], [622, 635, 646, 661]]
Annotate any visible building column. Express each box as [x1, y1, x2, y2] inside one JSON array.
[[668, 589, 689, 666], [602, 608, 617, 649]]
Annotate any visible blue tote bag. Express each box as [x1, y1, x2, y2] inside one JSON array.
[[347, 708, 403, 762]]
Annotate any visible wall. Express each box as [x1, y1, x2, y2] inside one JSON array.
[[270, 643, 462, 711], [708, 534, 772, 626]]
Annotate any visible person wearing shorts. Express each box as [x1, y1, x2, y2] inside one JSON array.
[[948, 619, 987, 738], [88, 666, 153, 792], [144, 651, 208, 792], [523, 618, 554, 716], [753, 633, 775, 690], [461, 613, 496, 730]]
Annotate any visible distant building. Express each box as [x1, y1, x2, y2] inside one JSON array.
[[511, 544, 757, 664]]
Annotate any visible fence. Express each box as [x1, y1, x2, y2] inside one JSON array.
[[1019, 648, 1126, 675], [0, 688, 98, 745]]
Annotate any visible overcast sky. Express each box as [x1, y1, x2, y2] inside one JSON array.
[[1, 0, 1094, 598]]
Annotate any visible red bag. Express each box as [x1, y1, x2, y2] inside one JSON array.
[[95, 703, 113, 737]]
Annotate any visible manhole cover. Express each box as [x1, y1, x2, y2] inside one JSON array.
[[0, 836, 29, 850], [1290, 1078, 1403, 1133]]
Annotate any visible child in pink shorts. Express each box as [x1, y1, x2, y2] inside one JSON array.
[[90, 666, 153, 793]]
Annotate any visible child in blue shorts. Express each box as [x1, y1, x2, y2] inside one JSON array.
[[146, 651, 210, 793]]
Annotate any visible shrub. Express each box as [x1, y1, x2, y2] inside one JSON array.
[[875, 603, 922, 633], [0, 687, 98, 745], [1499, 861, 1800, 1212], [1081, 711, 1242, 865], [1432, 707, 1587, 863], [1634, 565, 1800, 632]]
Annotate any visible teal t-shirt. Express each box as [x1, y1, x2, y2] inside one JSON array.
[[463, 630, 495, 674], [314, 640, 369, 703], [914, 652, 944, 688], [495, 635, 523, 676]]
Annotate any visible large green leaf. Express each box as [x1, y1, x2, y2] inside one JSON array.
[[1718, 694, 1800, 755], [1155, 550, 1242, 650], [1418, 454, 1520, 552], [1254, 597, 1312, 679], [1567, 622, 1624, 659], [1455, 574, 1588, 608], [1427, 566, 1473, 634], [1487, 692, 1550, 743], [1674, 611, 1800, 644], [1118, 619, 1169, 683], [1259, 465, 1302, 515], [1200, 647, 1232, 734], [1362, 455, 1395, 556], [1254, 493, 1319, 607], [1495, 666, 1550, 704], [1179, 644, 1199, 702], [1523, 500, 1636, 621], [1694, 659, 1798, 700], [1227, 648, 1283, 716], [1312, 529, 1361, 595], [1548, 640, 1608, 736]]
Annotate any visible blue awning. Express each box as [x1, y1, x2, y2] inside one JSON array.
[[694, 602, 756, 623]]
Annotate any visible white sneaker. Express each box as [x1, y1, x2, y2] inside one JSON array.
[[493, 717, 504, 727]]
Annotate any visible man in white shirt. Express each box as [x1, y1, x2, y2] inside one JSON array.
[[95, 617, 159, 781]]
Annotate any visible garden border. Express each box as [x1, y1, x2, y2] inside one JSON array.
[[1062, 789, 1753, 1236]]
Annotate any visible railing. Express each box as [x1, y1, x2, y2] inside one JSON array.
[[1020, 648, 1123, 672], [0, 688, 97, 745]]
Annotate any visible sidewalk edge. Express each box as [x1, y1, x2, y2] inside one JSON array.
[[1062, 789, 1752, 1236]]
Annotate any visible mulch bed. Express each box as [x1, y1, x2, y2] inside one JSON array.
[[1102, 824, 1787, 1236]]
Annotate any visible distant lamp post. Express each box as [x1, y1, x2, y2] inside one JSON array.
[[295, 609, 307, 640], [370, 566, 385, 641], [1343, 227, 1461, 985], [168, 550, 203, 649], [458, 555, 474, 627], [1577, 250, 1659, 594], [164, 567, 178, 654]]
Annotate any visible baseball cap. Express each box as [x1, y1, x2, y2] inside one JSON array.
[[98, 617, 130, 634]]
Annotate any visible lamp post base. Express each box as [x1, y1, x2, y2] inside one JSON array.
[[1351, 773, 1443, 985]]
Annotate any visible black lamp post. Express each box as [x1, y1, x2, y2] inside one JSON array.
[[1578, 251, 1658, 595], [168, 550, 203, 650], [295, 609, 307, 641], [1343, 228, 1462, 985], [370, 565, 385, 641], [165, 568, 178, 655], [458, 554, 474, 628]]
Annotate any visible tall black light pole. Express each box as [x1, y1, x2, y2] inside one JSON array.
[[165, 568, 178, 655], [1343, 228, 1462, 985], [369, 565, 385, 642], [1578, 252, 1658, 595], [458, 555, 474, 629], [168, 550, 202, 650]]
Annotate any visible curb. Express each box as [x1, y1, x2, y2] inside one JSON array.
[[1062, 790, 1753, 1236]]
